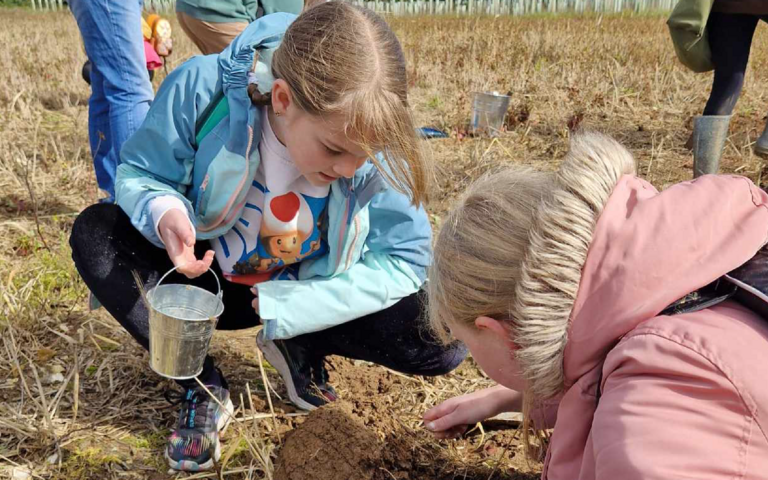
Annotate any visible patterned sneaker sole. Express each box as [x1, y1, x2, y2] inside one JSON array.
[[256, 335, 318, 411], [165, 397, 234, 472]]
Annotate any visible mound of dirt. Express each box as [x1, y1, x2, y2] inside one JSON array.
[[274, 402, 384, 480], [273, 357, 539, 480], [274, 397, 536, 480]]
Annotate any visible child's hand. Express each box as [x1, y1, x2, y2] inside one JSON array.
[[423, 386, 522, 440], [158, 209, 214, 279]]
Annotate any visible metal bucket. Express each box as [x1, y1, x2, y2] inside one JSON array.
[[146, 267, 224, 380], [471, 91, 511, 137]]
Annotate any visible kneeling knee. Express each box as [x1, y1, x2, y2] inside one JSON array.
[[401, 342, 468, 377], [70, 203, 121, 266]]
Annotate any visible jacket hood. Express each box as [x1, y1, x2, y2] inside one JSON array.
[[513, 132, 768, 399], [216, 13, 295, 153], [218, 12, 295, 95]]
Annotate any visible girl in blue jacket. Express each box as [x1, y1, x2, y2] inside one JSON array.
[[69, 2, 465, 472]]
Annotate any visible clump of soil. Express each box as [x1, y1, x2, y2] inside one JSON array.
[[274, 395, 538, 480], [215, 346, 538, 480], [274, 402, 384, 480]]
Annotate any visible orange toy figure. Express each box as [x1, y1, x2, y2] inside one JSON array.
[[82, 13, 173, 85], [141, 14, 173, 75], [146, 14, 173, 58]]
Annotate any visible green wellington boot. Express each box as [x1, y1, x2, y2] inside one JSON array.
[[692, 115, 731, 178]]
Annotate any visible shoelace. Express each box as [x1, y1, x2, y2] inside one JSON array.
[[164, 387, 195, 406], [164, 388, 209, 429]]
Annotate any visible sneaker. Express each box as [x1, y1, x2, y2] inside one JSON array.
[[164, 384, 234, 471], [256, 331, 338, 410]]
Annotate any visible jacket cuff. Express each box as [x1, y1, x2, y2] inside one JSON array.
[[256, 282, 279, 340]]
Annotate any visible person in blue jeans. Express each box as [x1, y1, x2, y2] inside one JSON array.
[[69, 0, 154, 203]]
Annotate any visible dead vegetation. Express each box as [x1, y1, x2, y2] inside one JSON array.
[[2, 6, 768, 480]]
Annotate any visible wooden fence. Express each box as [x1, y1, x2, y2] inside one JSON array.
[[30, 0, 676, 14]]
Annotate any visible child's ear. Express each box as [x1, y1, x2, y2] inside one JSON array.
[[271, 79, 293, 115], [475, 316, 517, 350]]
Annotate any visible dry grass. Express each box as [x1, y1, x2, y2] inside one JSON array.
[[2, 6, 768, 479]]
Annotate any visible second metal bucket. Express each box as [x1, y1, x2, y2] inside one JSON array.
[[146, 267, 224, 380], [471, 91, 511, 137]]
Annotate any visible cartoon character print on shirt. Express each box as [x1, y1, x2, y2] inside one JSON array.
[[246, 189, 324, 272], [219, 178, 328, 277]]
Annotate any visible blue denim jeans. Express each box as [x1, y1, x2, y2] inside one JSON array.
[[69, 0, 154, 201]]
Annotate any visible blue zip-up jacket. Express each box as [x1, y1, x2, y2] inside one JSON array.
[[115, 14, 432, 341]]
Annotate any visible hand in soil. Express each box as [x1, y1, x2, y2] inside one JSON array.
[[158, 208, 215, 278], [423, 385, 523, 440]]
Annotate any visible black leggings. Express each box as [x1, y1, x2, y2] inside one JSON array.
[[704, 12, 768, 116], [70, 204, 466, 388]]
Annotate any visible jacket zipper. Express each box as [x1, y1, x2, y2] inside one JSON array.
[[335, 193, 351, 270], [334, 180, 360, 271], [344, 215, 361, 272]]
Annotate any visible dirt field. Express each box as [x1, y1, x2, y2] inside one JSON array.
[[2, 7, 768, 480]]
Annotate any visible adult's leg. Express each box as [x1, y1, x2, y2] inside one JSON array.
[[69, 0, 154, 199], [83, 66, 114, 199], [298, 291, 467, 376], [177, 12, 247, 55], [70, 204, 260, 387], [703, 12, 760, 116]]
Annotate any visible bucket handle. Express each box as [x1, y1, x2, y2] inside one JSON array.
[[155, 266, 223, 300]]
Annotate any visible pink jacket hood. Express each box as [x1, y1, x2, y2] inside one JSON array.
[[516, 133, 768, 480], [511, 132, 768, 399], [565, 173, 768, 387]]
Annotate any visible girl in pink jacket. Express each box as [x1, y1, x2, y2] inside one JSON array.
[[424, 131, 768, 479]]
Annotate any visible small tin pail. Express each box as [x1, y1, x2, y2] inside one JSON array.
[[471, 91, 511, 137], [146, 267, 224, 380]]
